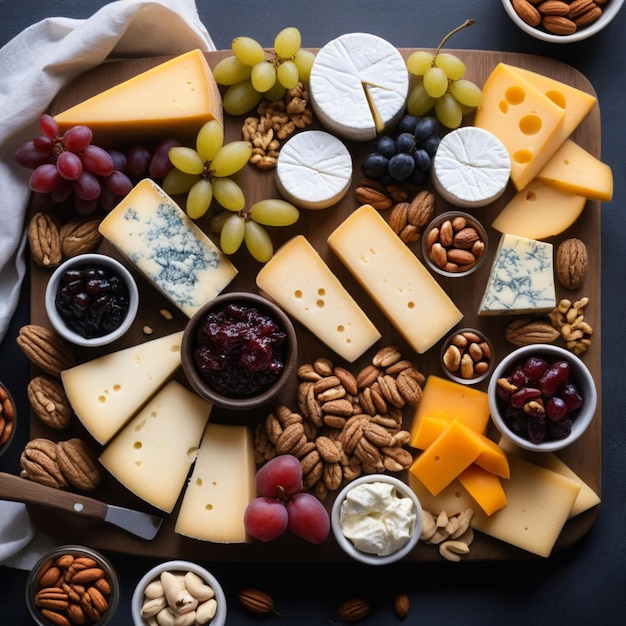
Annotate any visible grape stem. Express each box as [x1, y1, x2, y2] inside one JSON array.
[[434, 19, 474, 57]]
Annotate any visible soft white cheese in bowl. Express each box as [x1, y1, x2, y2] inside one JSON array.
[[331, 474, 422, 565]]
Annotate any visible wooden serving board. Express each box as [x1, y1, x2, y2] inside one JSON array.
[[27, 49, 601, 562]]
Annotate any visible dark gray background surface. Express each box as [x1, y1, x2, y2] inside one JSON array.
[[1, 1, 624, 624]]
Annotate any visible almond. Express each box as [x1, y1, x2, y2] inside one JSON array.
[[238, 588, 279, 616], [538, 0, 571, 15], [512, 0, 542, 26], [543, 14, 577, 34], [338, 597, 371, 622]]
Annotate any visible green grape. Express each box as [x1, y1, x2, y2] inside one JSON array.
[[277, 61, 300, 89], [223, 80, 263, 116], [211, 141, 252, 177], [220, 214, 246, 255], [249, 198, 299, 227], [244, 220, 274, 262], [251, 61, 277, 93], [423, 66, 449, 99], [186, 179, 213, 219], [264, 81, 287, 102], [293, 49, 315, 83], [212, 55, 252, 85], [406, 50, 434, 76], [212, 176, 245, 212], [274, 27, 301, 59], [232, 36, 266, 66], [168, 146, 204, 175], [196, 120, 224, 163], [435, 92, 463, 129], [406, 82, 436, 116], [449, 78, 483, 108], [162, 168, 198, 195], [209, 211, 230, 235], [434, 52, 466, 81]]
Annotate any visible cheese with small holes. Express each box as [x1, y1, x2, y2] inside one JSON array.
[[492, 179, 586, 239], [327, 205, 462, 354], [431, 127, 511, 208], [99, 179, 237, 317], [275, 130, 353, 210], [478, 233, 555, 316], [474, 63, 566, 191], [175, 423, 256, 543], [457, 465, 507, 516], [536, 139, 613, 202], [410, 376, 491, 446], [498, 437, 600, 518], [309, 33, 409, 141], [61, 331, 184, 444], [256, 235, 381, 362], [54, 49, 222, 145], [99, 381, 212, 512]]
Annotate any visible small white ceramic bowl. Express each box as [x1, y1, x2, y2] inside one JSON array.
[[131, 560, 227, 626], [331, 474, 422, 565], [501, 0, 624, 43], [45, 253, 138, 348], [488, 344, 597, 452]]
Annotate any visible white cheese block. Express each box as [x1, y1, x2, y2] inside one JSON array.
[[431, 127, 511, 208], [309, 33, 409, 141], [61, 331, 184, 444], [478, 233, 555, 316], [256, 235, 381, 362], [275, 130, 352, 210], [99, 380, 212, 512], [327, 204, 463, 354], [99, 179, 237, 317], [175, 423, 256, 543]]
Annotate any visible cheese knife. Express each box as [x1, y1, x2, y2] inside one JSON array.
[[0, 472, 163, 540]]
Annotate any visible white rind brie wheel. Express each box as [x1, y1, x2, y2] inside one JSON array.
[[309, 32, 409, 142], [275, 130, 352, 210], [432, 127, 512, 208]]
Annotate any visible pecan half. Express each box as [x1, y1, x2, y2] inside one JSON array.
[[27, 374, 72, 429], [59, 216, 103, 258], [56, 438, 103, 491], [17, 325, 76, 377], [28, 212, 62, 268]]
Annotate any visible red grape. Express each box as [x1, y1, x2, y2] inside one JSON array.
[[29, 163, 60, 193], [39, 114, 59, 139], [81, 145, 114, 177], [74, 170, 101, 201], [286, 492, 330, 544], [73, 196, 99, 215], [109, 149, 128, 172], [15, 140, 51, 169], [50, 178, 73, 203], [256, 455, 303, 499], [244, 497, 289, 542], [539, 361, 570, 396], [126, 145, 152, 179], [105, 170, 133, 196], [62, 125, 93, 153], [149, 138, 180, 180], [56, 151, 83, 180]]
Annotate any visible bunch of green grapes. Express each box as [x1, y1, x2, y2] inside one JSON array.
[[213, 27, 315, 115], [163, 119, 251, 219], [211, 199, 300, 263], [406, 20, 483, 129]]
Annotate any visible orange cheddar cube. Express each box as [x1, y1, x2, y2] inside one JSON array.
[[473, 433, 510, 479], [409, 420, 485, 496], [411, 415, 449, 450], [458, 464, 508, 516], [410, 376, 490, 448]]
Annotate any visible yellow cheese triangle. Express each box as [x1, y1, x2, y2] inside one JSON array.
[[55, 49, 223, 145]]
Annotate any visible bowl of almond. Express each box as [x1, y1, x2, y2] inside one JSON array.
[[502, 0, 624, 43], [0, 380, 16, 457]]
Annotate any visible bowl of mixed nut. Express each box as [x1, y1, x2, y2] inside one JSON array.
[[502, 0, 624, 43], [131, 560, 226, 626], [440, 328, 494, 385], [488, 344, 596, 452], [26, 544, 120, 626]]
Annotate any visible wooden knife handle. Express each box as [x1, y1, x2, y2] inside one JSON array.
[[0, 472, 107, 521]]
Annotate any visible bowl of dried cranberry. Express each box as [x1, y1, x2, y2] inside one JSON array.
[[181, 292, 298, 411], [488, 344, 597, 452], [45, 253, 139, 348]]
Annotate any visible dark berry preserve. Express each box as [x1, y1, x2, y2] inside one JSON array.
[[192, 302, 287, 398], [54, 263, 130, 339]]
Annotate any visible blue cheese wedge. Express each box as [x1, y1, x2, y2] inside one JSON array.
[[432, 127, 511, 208], [99, 179, 237, 317], [309, 33, 409, 141], [478, 233, 556, 316], [275, 130, 352, 210]]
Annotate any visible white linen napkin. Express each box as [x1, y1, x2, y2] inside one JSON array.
[[0, 0, 214, 569]]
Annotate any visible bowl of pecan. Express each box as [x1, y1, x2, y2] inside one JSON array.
[[181, 292, 297, 411], [488, 344, 596, 452], [45, 253, 139, 348], [26, 544, 120, 625], [502, 0, 624, 43], [421, 211, 488, 278]]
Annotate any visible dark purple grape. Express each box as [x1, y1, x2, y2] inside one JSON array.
[[361, 152, 389, 179], [547, 417, 572, 439], [408, 167, 428, 185], [395, 132, 416, 154], [126, 145, 152, 179], [395, 114, 419, 134], [421, 135, 440, 158], [375, 136, 396, 159], [559, 383, 583, 412], [387, 152, 414, 181], [413, 116, 439, 142], [413, 148, 431, 172], [527, 416, 547, 444]]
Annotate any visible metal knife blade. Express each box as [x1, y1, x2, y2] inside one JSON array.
[[0, 472, 163, 540]]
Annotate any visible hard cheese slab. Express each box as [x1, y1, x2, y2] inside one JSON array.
[[28, 49, 602, 561]]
